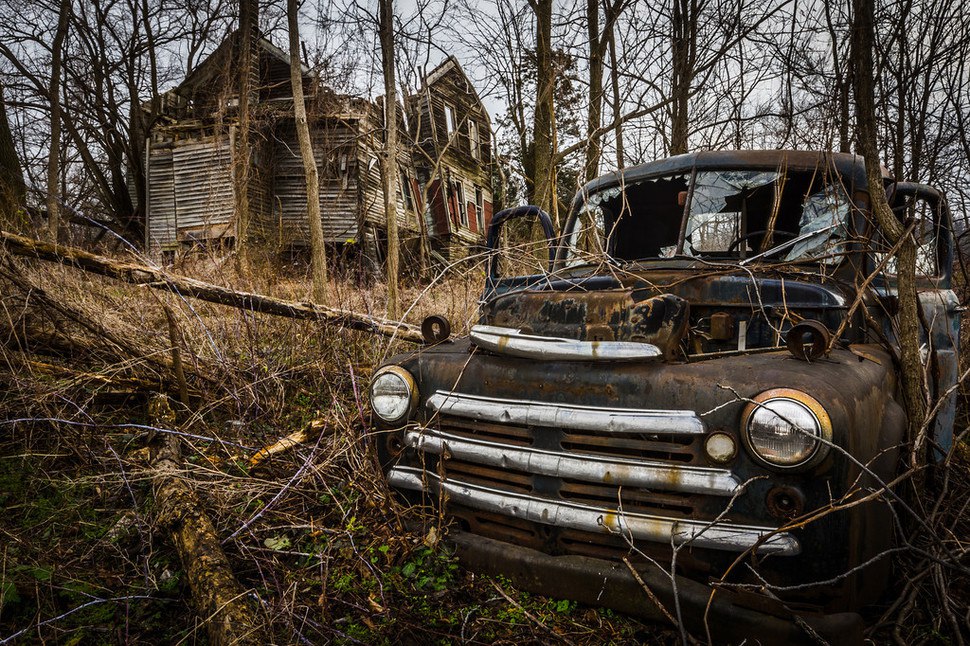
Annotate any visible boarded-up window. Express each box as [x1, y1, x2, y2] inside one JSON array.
[[147, 144, 176, 249], [171, 136, 234, 242], [469, 120, 479, 160]]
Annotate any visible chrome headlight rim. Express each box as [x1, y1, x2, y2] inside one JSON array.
[[741, 388, 832, 470], [369, 365, 418, 424]]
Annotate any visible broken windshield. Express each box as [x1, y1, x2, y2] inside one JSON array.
[[565, 168, 852, 267]]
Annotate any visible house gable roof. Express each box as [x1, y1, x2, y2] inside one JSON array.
[[176, 30, 310, 99], [416, 56, 491, 126]]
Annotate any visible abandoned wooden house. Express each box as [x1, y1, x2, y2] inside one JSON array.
[[406, 56, 494, 262], [143, 30, 419, 258]]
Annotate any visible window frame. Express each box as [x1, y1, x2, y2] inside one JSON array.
[[469, 120, 479, 160], [400, 171, 414, 211], [475, 186, 485, 231], [444, 104, 457, 138], [454, 180, 468, 227]]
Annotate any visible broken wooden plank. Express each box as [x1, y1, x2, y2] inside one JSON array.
[[249, 418, 332, 468], [0, 230, 424, 344]]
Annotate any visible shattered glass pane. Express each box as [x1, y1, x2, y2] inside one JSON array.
[[565, 176, 686, 264], [588, 186, 622, 206], [563, 167, 859, 267], [685, 172, 778, 254], [783, 184, 851, 262]]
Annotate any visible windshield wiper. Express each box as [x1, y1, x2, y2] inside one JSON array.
[[739, 222, 841, 266]]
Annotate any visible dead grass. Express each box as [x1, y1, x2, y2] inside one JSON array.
[[0, 249, 660, 645], [0, 243, 967, 644]]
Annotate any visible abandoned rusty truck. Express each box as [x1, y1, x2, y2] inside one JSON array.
[[368, 150, 960, 643]]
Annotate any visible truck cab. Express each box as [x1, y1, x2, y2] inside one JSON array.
[[368, 150, 960, 644]]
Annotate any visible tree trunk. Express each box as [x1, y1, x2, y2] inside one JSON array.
[[0, 80, 25, 224], [821, 0, 850, 152], [47, 0, 70, 240], [669, 0, 695, 155], [379, 0, 400, 318], [585, 0, 603, 183], [608, 27, 625, 170], [234, 0, 256, 276], [530, 0, 555, 214], [851, 0, 927, 460], [287, 0, 327, 303]]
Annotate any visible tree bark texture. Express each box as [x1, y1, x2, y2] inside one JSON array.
[[0, 80, 25, 223], [669, 0, 696, 155], [234, 0, 257, 275], [851, 0, 928, 455], [379, 0, 400, 318], [287, 0, 328, 304], [530, 0, 555, 215], [47, 0, 70, 240], [0, 230, 424, 343], [148, 395, 267, 646]]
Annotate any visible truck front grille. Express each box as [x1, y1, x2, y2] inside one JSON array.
[[388, 390, 799, 557]]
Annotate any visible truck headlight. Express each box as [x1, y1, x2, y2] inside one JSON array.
[[741, 389, 832, 469], [370, 366, 418, 424]]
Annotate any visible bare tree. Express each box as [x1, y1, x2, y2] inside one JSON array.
[[287, 0, 328, 302], [852, 0, 927, 457], [669, 0, 696, 155], [234, 0, 256, 274], [0, 78, 24, 224], [379, 0, 400, 317], [528, 0, 555, 216], [45, 0, 69, 240], [585, 0, 629, 182]]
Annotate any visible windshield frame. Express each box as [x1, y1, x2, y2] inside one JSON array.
[[555, 160, 866, 273]]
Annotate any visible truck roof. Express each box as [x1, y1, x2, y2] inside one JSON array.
[[577, 150, 890, 203]]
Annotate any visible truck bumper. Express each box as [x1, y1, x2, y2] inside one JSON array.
[[451, 531, 864, 645]]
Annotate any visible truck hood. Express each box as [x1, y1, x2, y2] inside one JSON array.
[[481, 271, 851, 355]]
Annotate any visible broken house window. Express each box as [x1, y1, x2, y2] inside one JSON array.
[[453, 180, 468, 227], [469, 120, 480, 160], [400, 171, 414, 211], [444, 104, 457, 138], [565, 169, 852, 266], [475, 186, 484, 231]]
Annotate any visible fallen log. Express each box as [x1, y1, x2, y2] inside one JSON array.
[[1, 230, 424, 344], [22, 358, 201, 400], [148, 395, 268, 645]]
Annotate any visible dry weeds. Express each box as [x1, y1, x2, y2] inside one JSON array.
[[0, 247, 660, 645], [0, 241, 966, 645]]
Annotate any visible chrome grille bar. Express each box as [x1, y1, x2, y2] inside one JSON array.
[[388, 467, 799, 556], [405, 428, 739, 496], [471, 325, 663, 362], [427, 390, 705, 435]]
